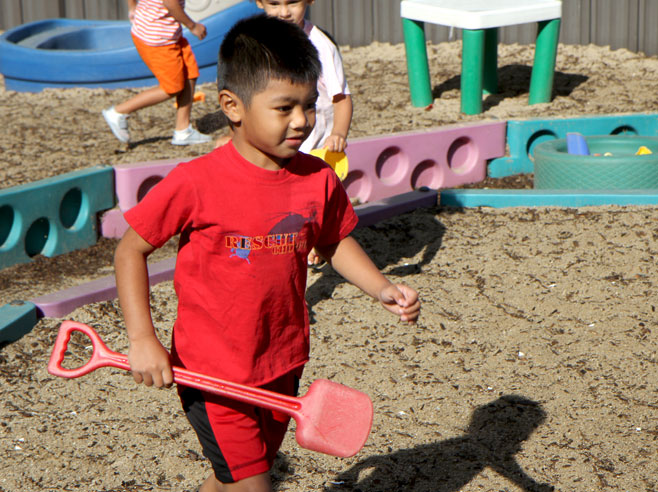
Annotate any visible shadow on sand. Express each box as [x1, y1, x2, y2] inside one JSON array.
[[305, 209, 446, 323], [433, 65, 588, 112], [324, 394, 554, 492]]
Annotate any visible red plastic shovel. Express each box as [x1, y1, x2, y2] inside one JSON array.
[[48, 320, 373, 458]]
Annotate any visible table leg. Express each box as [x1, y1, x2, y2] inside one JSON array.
[[483, 28, 498, 95], [402, 17, 433, 107], [461, 28, 485, 114], [529, 18, 561, 104]]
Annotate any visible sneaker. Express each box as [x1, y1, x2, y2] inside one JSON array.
[[171, 126, 212, 146], [102, 107, 130, 143]]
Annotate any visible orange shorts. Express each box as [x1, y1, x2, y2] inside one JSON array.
[[132, 34, 200, 95]]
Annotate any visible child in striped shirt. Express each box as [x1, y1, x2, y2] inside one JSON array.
[[103, 0, 212, 146]]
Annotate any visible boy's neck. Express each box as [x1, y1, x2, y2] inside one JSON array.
[[230, 138, 293, 171]]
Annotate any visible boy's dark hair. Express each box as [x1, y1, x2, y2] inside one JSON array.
[[217, 14, 321, 107]]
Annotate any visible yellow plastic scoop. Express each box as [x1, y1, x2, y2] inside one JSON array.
[[310, 148, 349, 180]]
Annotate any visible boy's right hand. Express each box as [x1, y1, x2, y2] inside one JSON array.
[[127, 334, 174, 388]]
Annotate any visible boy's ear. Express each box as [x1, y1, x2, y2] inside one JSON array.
[[219, 89, 243, 125]]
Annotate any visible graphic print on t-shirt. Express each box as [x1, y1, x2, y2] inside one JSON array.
[[224, 211, 316, 264]]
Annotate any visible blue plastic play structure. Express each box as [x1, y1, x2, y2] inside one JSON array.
[[0, 1, 260, 92]]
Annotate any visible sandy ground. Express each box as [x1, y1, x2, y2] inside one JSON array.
[[1, 40, 657, 492]]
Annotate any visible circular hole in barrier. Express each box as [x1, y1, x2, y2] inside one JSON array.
[[375, 146, 408, 185], [410, 160, 442, 189], [526, 130, 558, 158], [0, 205, 17, 249], [25, 217, 51, 257], [59, 188, 83, 229], [137, 176, 163, 202], [447, 137, 477, 174], [342, 170, 372, 204], [611, 125, 638, 136]]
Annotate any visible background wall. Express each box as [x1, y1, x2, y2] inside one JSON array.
[[2, 0, 657, 55]]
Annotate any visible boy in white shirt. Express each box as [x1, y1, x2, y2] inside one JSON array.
[[254, 0, 353, 265], [256, 0, 352, 154]]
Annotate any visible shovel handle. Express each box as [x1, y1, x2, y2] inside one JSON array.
[[48, 321, 301, 415], [48, 320, 131, 377]]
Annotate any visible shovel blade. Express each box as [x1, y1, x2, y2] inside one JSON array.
[[294, 379, 373, 457]]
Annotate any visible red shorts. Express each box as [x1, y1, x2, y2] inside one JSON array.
[[180, 368, 303, 483], [132, 34, 200, 95]]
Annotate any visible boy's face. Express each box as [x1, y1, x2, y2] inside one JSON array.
[[256, 0, 314, 28], [222, 78, 318, 170]]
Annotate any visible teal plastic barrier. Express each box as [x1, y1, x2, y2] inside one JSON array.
[[0, 301, 38, 343], [440, 189, 658, 208], [489, 114, 658, 177], [0, 166, 114, 269]]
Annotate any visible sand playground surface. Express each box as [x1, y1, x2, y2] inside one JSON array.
[[1, 41, 657, 491]]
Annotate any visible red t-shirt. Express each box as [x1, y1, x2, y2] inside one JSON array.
[[124, 143, 358, 385]]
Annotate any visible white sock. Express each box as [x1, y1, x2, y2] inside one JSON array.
[[107, 106, 126, 119], [174, 125, 193, 138]]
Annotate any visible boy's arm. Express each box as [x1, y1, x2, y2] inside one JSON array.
[[316, 236, 420, 322], [162, 0, 207, 39], [126, 0, 137, 21], [324, 94, 353, 153], [115, 227, 174, 388]]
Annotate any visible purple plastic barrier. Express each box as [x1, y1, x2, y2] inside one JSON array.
[[343, 121, 506, 203], [102, 157, 188, 239], [114, 157, 187, 212], [355, 188, 438, 228], [102, 121, 504, 237], [100, 208, 129, 239], [30, 257, 176, 318]]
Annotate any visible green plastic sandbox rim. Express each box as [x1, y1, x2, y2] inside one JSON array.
[[533, 135, 658, 189]]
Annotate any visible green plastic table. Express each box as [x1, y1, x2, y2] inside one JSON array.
[[400, 0, 562, 114]]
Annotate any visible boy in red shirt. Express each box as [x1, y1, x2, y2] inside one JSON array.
[[114, 14, 420, 492]]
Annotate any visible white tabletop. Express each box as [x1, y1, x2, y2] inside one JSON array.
[[400, 0, 562, 30]]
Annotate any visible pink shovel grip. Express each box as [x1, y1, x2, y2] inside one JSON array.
[[48, 320, 131, 377]]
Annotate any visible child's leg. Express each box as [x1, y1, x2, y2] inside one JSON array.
[[199, 472, 272, 492], [174, 77, 196, 131], [115, 86, 171, 115], [181, 369, 301, 491], [171, 76, 211, 145]]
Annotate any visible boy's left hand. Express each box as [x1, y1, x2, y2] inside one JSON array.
[[379, 284, 420, 323]]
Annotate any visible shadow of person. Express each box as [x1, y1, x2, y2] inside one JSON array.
[[326, 395, 554, 492], [272, 453, 295, 491], [195, 110, 230, 135], [432, 65, 588, 111], [305, 208, 445, 323]]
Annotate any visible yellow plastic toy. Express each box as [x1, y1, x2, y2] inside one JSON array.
[[636, 146, 652, 155], [309, 148, 349, 180]]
